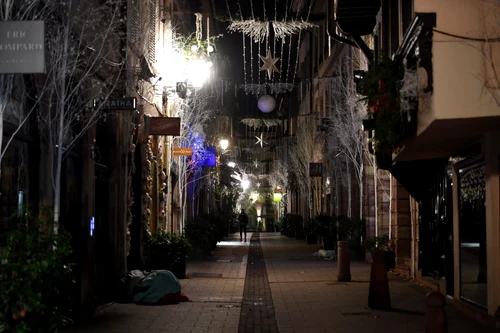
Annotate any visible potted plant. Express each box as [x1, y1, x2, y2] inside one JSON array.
[[185, 216, 216, 256], [362, 234, 395, 271], [144, 231, 173, 271], [305, 219, 318, 244], [0, 214, 75, 333], [288, 214, 304, 240], [168, 233, 192, 279], [316, 214, 337, 250]]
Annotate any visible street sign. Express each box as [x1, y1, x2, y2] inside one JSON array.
[[0, 21, 45, 74], [94, 97, 137, 110], [309, 163, 323, 177], [150, 117, 181, 136], [173, 148, 193, 156]]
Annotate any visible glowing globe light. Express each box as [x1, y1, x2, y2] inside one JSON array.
[[257, 94, 276, 113]]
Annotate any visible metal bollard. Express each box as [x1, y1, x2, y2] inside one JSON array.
[[337, 240, 351, 282], [368, 250, 391, 310], [425, 291, 448, 333]]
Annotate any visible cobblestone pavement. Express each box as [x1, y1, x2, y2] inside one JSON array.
[[65, 232, 495, 333], [65, 233, 251, 333], [260, 233, 494, 333]]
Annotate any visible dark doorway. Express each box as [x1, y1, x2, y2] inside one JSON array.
[[94, 164, 112, 304], [419, 165, 454, 296]]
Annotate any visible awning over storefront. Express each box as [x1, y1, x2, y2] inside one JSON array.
[[389, 158, 449, 201]]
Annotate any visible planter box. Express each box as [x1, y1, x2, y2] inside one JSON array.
[[171, 258, 187, 279]]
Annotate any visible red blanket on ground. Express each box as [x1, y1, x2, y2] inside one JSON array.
[[158, 292, 190, 305]]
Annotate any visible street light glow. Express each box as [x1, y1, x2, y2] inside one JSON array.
[[219, 139, 229, 150], [188, 59, 210, 87], [227, 162, 236, 168], [241, 180, 250, 190]]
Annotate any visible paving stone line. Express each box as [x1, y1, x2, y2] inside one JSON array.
[[238, 233, 279, 333]]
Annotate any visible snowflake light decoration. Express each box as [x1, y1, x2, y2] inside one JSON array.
[[255, 134, 268, 148]]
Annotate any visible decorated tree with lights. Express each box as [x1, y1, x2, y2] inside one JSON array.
[[170, 88, 221, 227], [325, 49, 367, 219], [35, 0, 125, 223]]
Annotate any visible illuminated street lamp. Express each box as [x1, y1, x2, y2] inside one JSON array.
[[241, 180, 250, 191], [187, 59, 212, 87], [273, 187, 283, 203], [219, 139, 229, 150]]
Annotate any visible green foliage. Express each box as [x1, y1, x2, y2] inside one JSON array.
[[337, 216, 366, 244], [304, 219, 317, 236], [362, 234, 391, 252], [184, 214, 224, 251], [358, 56, 407, 151], [274, 218, 282, 232], [257, 221, 264, 232], [173, 33, 223, 62], [144, 232, 191, 270], [314, 213, 336, 238], [0, 215, 74, 333]]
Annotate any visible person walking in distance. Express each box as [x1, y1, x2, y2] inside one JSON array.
[[238, 209, 249, 241]]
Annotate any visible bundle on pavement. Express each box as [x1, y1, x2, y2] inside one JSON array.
[[121, 270, 190, 305], [313, 250, 337, 261]]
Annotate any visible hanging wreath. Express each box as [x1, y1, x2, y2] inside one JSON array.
[[358, 57, 408, 152]]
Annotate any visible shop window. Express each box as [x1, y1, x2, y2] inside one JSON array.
[[458, 162, 487, 309]]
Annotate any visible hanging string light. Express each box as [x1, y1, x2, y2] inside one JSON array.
[[286, 34, 293, 83], [195, 13, 203, 48], [243, 34, 248, 89], [279, 0, 289, 83], [272, 0, 278, 83], [250, 36, 254, 84], [293, 0, 314, 82], [263, 0, 269, 83], [225, 0, 233, 21]]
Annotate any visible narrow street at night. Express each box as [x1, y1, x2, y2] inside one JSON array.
[[2, 1, 500, 332], [65, 233, 492, 333]]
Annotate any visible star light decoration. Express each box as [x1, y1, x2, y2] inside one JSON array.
[[253, 159, 260, 168], [255, 134, 268, 148], [259, 49, 280, 80]]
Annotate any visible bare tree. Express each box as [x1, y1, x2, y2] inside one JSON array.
[[171, 88, 219, 228], [288, 115, 320, 219], [479, 0, 500, 106], [0, 1, 54, 186], [325, 49, 367, 219], [35, 0, 125, 222]]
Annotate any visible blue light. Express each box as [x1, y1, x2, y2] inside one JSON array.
[[90, 217, 95, 236]]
